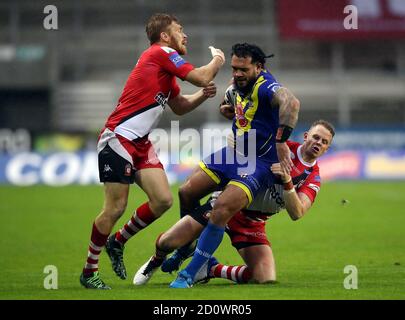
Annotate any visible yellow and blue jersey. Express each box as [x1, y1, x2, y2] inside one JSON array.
[[200, 70, 281, 204], [232, 69, 281, 163]]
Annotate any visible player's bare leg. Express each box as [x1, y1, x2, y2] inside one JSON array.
[[133, 216, 204, 285], [96, 183, 130, 234], [207, 245, 275, 284], [106, 168, 173, 279], [238, 245, 276, 283], [81, 183, 129, 289], [178, 166, 219, 213], [162, 167, 218, 273], [159, 216, 205, 251], [135, 168, 173, 217], [210, 184, 249, 226]]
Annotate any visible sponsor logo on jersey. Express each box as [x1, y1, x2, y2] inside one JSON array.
[[314, 175, 321, 182], [169, 52, 186, 68], [154, 92, 168, 108], [267, 82, 281, 93], [103, 164, 112, 172], [244, 231, 267, 239]]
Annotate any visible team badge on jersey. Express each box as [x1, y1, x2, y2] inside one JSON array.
[[124, 163, 132, 176], [202, 210, 211, 220], [235, 103, 248, 127]]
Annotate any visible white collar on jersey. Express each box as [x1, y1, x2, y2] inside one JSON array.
[[297, 145, 317, 167]]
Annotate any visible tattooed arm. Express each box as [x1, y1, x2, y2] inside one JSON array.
[[271, 87, 300, 129], [271, 87, 300, 172]]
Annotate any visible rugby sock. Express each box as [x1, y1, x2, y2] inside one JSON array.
[[115, 202, 157, 245], [210, 264, 252, 283], [184, 222, 225, 280], [83, 222, 109, 275]]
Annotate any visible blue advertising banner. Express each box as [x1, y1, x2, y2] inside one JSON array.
[[1, 150, 405, 186]]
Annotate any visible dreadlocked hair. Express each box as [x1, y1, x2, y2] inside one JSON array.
[[231, 43, 274, 66]]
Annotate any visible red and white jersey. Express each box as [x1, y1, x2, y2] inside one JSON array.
[[247, 141, 321, 215], [104, 44, 194, 141]]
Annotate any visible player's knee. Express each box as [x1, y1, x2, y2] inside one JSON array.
[[104, 198, 127, 219], [178, 183, 193, 203], [250, 263, 276, 284], [252, 277, 276, 284], [157, 232, 177, 252], [211, 200, 233, 225], [152, 193, 173, 214], [251, 273, 276, 284]]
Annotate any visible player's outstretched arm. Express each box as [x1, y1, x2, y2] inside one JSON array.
[[271, 163, 312, 220], [272, 87, 300, 172], [185, 46, 225, 87], [168, 81, 217, 115]]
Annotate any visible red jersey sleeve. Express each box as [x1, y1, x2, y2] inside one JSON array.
[[170, 77, 181, 100], [156, 46, 194, 80], [296, 166, 321, 203]]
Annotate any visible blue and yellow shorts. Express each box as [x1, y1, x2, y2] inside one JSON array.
[[199, 146, 275, 204]]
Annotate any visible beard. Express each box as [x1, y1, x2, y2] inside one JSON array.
[[233, 77, 257, 97], [170, 38, 186, 55], [176, 44, 186, 55]]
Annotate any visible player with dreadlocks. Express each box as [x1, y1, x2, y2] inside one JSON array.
[[156, 42, 300, 288]]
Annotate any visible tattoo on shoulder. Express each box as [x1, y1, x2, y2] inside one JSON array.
[[271, 87, 293, 108]]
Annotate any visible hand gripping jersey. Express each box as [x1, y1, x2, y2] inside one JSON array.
[[104, 44, 194, 141], [246, 140, 321, 216]]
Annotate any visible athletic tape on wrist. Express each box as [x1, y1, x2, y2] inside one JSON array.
[[276, 125, 294, 143]]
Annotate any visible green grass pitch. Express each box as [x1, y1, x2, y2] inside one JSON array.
[[0, 181, 404, 300]]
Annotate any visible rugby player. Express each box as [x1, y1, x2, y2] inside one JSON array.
[[133, 120, 334, 285], [80, 13, 225, 289], [170, 42, 301, 288]]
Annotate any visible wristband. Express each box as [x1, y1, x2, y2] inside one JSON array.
[[283, 179, 294, 191], [276, 125, 294, 143]]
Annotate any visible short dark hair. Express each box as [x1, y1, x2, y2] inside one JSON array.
[[146, 13, 180, 44], [310, 119, 335, 138], [231, 43, 273, 66]]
